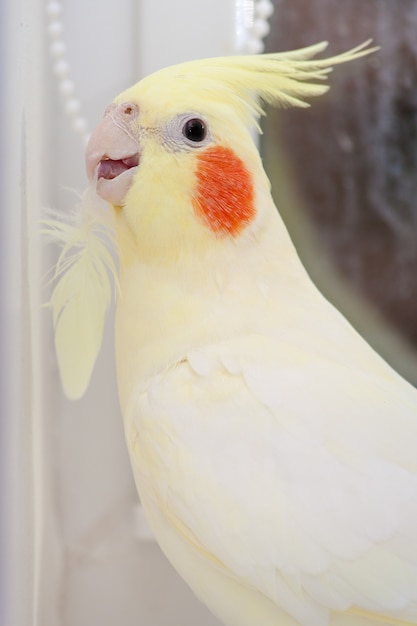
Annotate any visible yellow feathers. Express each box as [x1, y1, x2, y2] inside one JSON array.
[[43, 188, 118, 399]]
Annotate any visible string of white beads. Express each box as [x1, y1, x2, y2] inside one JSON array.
[[246, 0, 274, 54], [46, 0, 90, 146], [238, 0, 274, 54]]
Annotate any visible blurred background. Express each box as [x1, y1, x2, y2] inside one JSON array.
[[1, 1, 416, 625], [262, 0, 417, 383]]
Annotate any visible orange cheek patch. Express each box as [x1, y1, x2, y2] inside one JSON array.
[[193, 146, 256, 237]]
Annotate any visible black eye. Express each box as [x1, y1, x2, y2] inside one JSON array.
[[182, 118, 207, 142]]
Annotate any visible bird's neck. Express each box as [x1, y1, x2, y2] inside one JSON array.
[[112, 195, 308, 416]]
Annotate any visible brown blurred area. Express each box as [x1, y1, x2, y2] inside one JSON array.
[[262, 0, 417, 383]]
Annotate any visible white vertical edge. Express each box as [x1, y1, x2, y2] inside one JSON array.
[[1, 0, 28, 624], [0, 0, 63, 624], [0, 0, 34, 623], [28, 2, 64, 625], [29, 3, 64, 625]]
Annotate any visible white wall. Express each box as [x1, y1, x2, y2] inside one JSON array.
[[1, 1, 256, 626]]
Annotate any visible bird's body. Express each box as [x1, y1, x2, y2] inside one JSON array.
[[47, 41, 417, 625], [114, 145, 417, 626]]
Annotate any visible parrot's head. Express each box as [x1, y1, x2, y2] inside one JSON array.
[[86, 63, 267, 261], [46, 41, 376, 400], [85, 42, 375, 267]]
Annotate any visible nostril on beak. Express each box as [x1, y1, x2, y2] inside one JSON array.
[[103, 101, 139, 120], [120, 102, 139, 118]]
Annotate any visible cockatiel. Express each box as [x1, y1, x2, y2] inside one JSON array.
[[46, 41, 417, 626]]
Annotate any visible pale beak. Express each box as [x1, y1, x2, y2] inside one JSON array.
[[86, 101, 140, 205]]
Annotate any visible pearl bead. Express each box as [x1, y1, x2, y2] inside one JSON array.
[[252, 18, 270, 39], [50, 40, 66, 57], [65, 98, 81, 116], [255, 0, 274, 19], [48, 20, 63, 38], [54, 59, 69, 77], [59, 79, 74, 96], [46, 1, 62, 17], [73, 117, 88, 134], [247, 37, 265, 54]]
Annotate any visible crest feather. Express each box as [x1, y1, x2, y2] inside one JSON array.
[[136, 40, 377, 127], [199, 40, 375, 109]]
